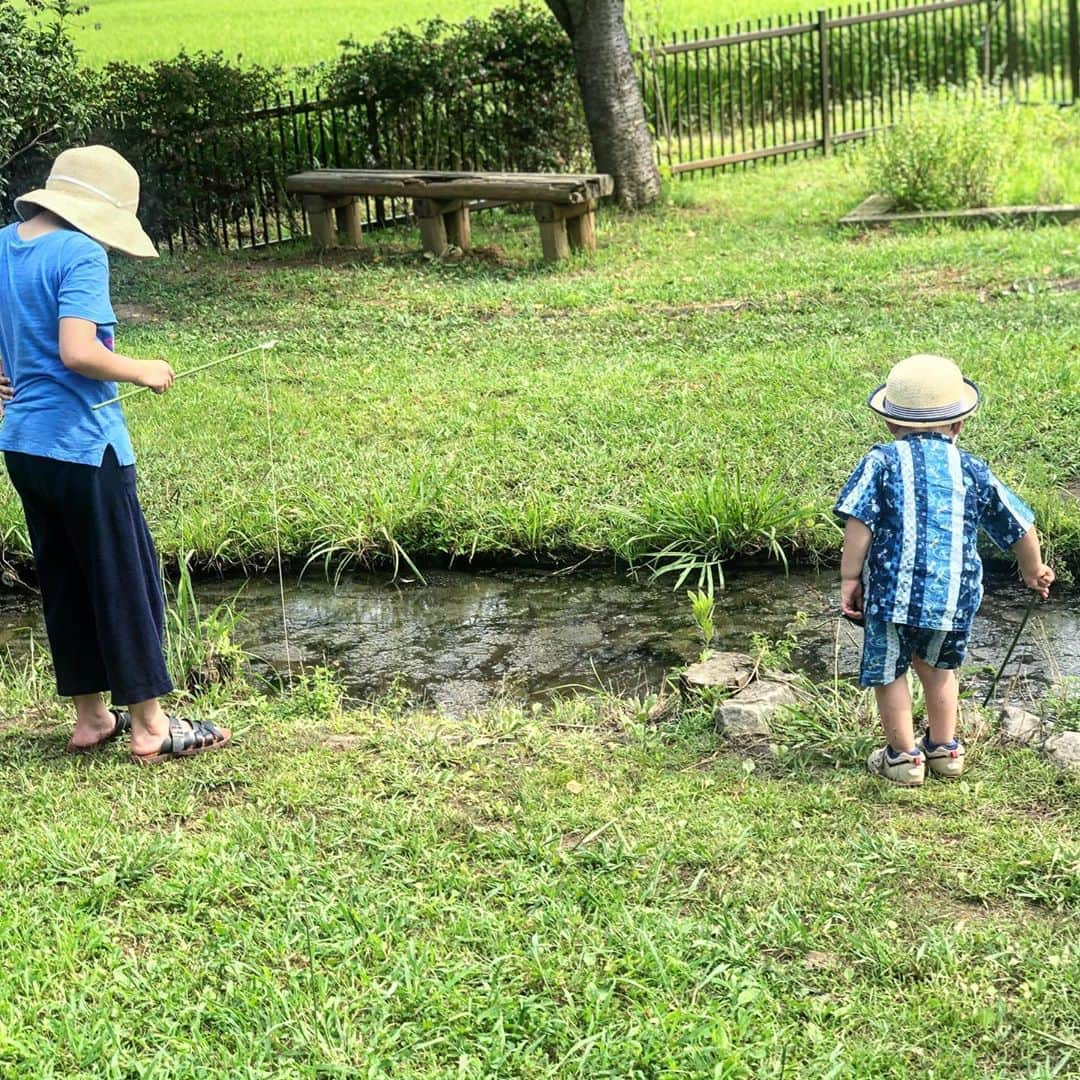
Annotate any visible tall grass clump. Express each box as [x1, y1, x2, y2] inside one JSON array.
[[865, 86, 1018, 211], [164, 553, 246, 694], [622, 471, 821, 593]]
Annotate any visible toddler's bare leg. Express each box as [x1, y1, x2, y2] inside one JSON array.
[[911, 657, 958, 744], [874, 675, 916, 752]]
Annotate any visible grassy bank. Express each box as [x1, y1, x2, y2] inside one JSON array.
[[67, 0, 819, 69], [1, 655, 1077, 1076], [1, 152, 1078, 578]]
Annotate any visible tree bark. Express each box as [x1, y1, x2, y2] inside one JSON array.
[[544, 0, 660, 210]]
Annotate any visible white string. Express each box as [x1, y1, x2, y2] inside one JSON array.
[[260, 345, 292, 675]]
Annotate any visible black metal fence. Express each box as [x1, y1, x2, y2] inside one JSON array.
[[130, 77, 590, 253], [640, 0, 1079, 175], [103, 0, 1080, 251]]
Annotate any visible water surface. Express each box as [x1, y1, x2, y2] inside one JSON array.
[[1, 565, 1076, 715]]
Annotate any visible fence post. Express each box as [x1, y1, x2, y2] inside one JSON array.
[[1069, 0, 1080, 102], [1005, 0, 1019, 96], [818, 9, 832, 156]]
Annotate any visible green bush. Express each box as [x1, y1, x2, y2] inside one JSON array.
[[324, 4, 590, 173], [94, 51, 283, 245], [0, 0, 98, 213], [864, 86, 1019, 211]]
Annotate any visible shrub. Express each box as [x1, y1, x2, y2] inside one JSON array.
[[864, 86, 1019, 211], [0, 0, 98, 213], [94, 51, 283, 245], [324, 4, 591, 173]]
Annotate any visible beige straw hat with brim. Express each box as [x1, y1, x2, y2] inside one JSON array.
[[867, 353, 980, 428], [14, 145, 157, 259]]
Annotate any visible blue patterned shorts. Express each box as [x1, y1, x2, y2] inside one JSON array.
[[859, 618, 969, 687]]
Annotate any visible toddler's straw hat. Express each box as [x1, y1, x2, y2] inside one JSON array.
[[867, 353, 979, 428], [14, 145, 157, 259]]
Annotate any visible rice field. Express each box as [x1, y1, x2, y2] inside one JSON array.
[[68, 0, 851, 69]]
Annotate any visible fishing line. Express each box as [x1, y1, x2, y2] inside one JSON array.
[[259, 341, 292, 677]]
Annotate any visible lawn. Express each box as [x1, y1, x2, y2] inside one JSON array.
[[4, 152, 1077, 579], [1, 652, 1078, 1076], [1, 151, 1078, 1077], [67, 0, 863, 69]]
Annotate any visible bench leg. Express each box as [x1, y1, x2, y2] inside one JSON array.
[[418, 213, 448, 257], [303, 196, 338, 251], [335, 199, 363, 247], [445, 205, 471, 250], [566, 207, 596, 254]]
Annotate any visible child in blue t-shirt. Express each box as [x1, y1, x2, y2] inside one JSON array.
[[0, 145, 230, 764], [835, 354, 1053, 787]]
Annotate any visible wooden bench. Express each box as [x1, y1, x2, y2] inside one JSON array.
[[284, 169, 614, 262]]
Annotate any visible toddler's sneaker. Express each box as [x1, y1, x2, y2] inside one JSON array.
[[917, 733, 965, 779], [866, 745, 925, 787]]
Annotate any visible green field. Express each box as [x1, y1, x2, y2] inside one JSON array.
[[2, 151, 1077, 577], [69, 0, 826, 69]]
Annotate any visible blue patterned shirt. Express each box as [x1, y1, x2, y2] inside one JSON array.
[[835, 433, 1034, 632]]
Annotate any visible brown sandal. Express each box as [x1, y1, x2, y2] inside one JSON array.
[[130, 716, 231, 766]]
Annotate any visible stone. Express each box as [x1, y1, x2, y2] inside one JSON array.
[[1044, 731, 1080, 772], [714, 679, 800, 741], [999, 705, 1046, 747], [680, 651, 756, 695]]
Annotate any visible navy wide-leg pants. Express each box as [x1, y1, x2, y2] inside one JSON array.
[[4, 447, 173, 705]]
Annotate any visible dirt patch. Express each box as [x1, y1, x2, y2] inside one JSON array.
[[652, 298, 752, 317], [196, 780, 249, 808], [319, 733, 367, 751], [1065, 478, 1080, 500], [114, 301, 168, 324]]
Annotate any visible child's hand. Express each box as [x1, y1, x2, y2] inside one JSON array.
[[841, 577, 864, 621], [1023, 563, 1054, 599], [136, 360, 175, 395], [0, 372, 13, 403]]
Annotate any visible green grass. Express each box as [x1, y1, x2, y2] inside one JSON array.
[[6, 151, 1076, 578], [4, 152, 1080, 576], [1, 652, 1077, 1077], [66, 0, 857, 69]]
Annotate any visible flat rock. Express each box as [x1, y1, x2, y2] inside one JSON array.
[[715, 679, 799, 741], [999, 705, 1046, 747], [1044, 731, 1080, 772], [681, 651, 755, 694]]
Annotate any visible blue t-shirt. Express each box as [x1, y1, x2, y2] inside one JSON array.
[[0, 222, 135, 466], [835, 433, 1034, 632]]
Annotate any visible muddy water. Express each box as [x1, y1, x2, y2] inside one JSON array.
[[1, 566, 1077, 715]]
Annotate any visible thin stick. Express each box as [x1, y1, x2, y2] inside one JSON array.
[[260, 341, 292, 676], [982, 591, 1041, 708], [91, 340, 278, 410]]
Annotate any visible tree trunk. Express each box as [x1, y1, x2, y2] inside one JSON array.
[[544, 0, 660, 210]]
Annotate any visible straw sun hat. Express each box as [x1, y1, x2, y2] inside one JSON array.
[[14, 145, 157, 258], [867, 353, 980, 428]]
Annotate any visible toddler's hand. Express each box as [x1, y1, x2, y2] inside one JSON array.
[[0, 372, 13, 403], [1023, 563, 1054, 599], [137, 360, 175, 395], [840, 577, 864, 621]]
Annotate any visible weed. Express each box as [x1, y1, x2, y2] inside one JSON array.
[[863, 87, 1080, 210], [687, 588, 716, 659], [623, 471, 818, 592], [163, 552, 247, 694]]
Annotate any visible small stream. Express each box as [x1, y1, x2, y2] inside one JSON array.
[[1, 565, 1077, 715]]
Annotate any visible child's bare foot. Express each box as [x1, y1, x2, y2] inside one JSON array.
[[66, 704, 131, 753]]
